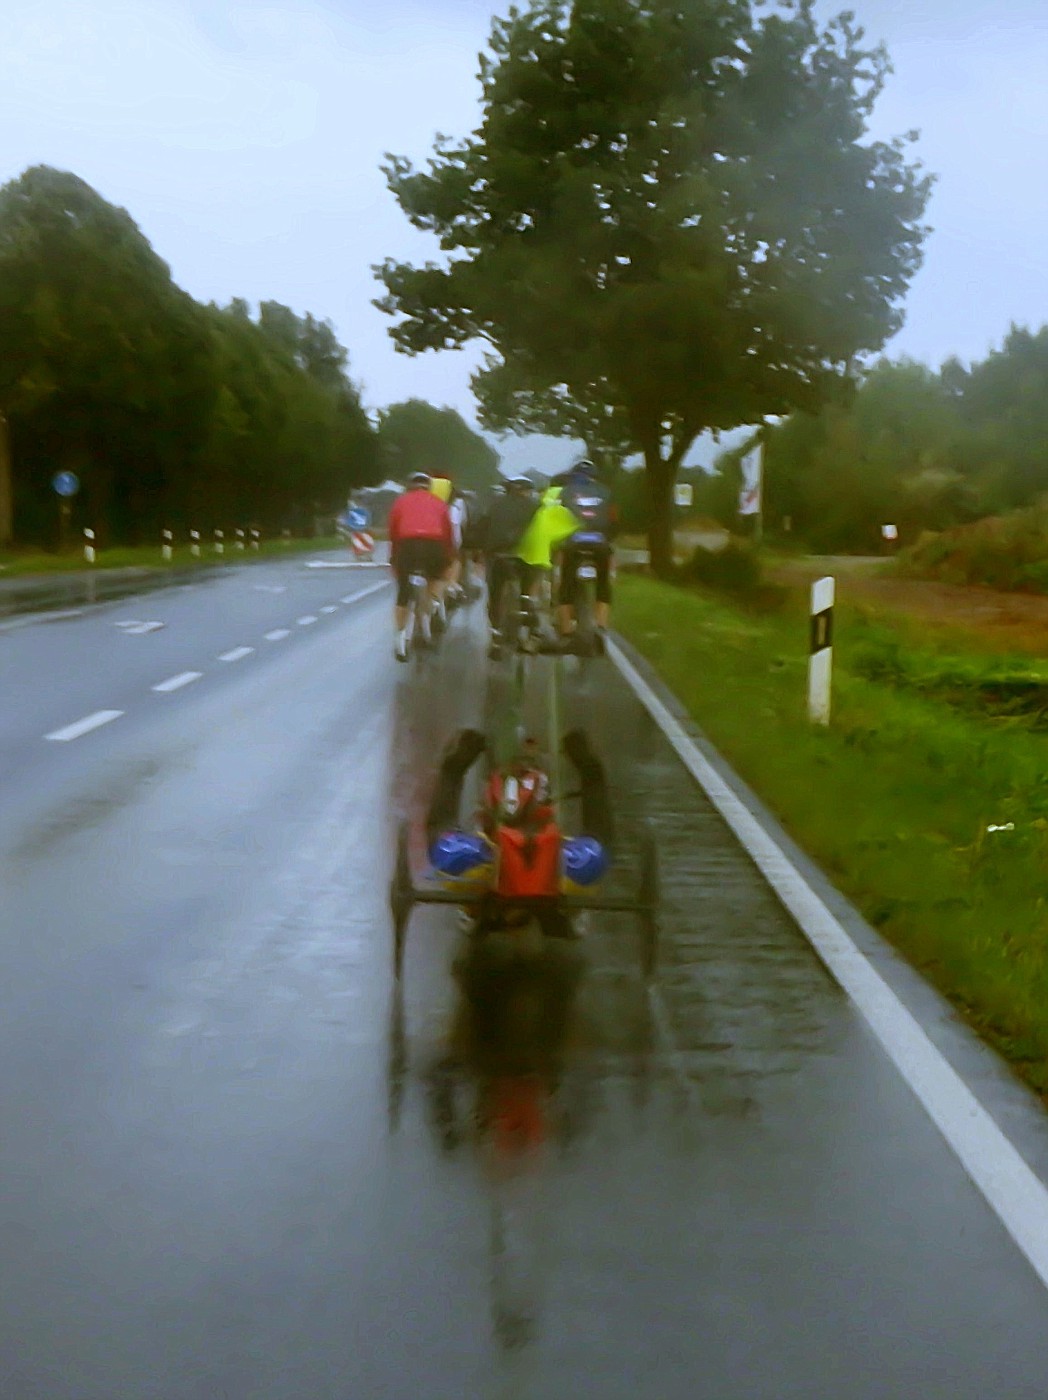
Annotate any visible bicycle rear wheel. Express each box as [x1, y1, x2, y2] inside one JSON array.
[[495, 571, 523, 654], [574, 579, 596, 655]]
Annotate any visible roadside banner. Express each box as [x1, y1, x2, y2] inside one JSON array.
[[738, 444, 763, 517]]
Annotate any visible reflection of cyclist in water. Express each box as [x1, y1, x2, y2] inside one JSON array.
[[425, 728, 614, 939]]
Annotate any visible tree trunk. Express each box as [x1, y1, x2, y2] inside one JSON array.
[[644, 446, 676, 577], [0, 413, 13, 547]]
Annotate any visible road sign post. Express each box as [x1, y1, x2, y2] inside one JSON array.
[[52, 471, 79, 554]]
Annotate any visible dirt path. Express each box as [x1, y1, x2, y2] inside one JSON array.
[[768, 556, 1048, 656]]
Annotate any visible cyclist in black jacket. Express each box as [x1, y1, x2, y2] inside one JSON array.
[[474, 477, 540, 651], [557, 459, 617, 651]]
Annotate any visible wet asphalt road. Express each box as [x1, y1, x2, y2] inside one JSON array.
[[3, 555, 1048, 1398]]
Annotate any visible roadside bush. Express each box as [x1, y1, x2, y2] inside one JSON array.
[[686, 541, 761, 594], [900, 503, 1048, 593]]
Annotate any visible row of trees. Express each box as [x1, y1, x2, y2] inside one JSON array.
[[376, 0, 933, 572], [693, 325, 1048, 552], [0, 167, 499, 548]]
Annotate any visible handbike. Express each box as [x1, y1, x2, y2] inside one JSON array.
[[389, 818, 659, 983]]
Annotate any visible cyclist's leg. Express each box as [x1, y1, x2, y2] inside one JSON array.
[[556, 544, 579, 636], [426, 728, 487, 847], [487, 555, 508, 630], [394, 543, 421, 659], [563, 729, 614, 850], [594, 542, 612, 640]]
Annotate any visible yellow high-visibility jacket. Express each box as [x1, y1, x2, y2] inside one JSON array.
[[516, 487, 580, 568]]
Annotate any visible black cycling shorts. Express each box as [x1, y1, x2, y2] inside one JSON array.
[[558, 539, 612, 606], [395, 538, 448, 607]]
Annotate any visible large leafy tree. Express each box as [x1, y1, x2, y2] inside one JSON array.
[[0, 167, 380, 544], [375, 399, 501, 489], [0, 165, 216, 542], [375, 0, 933, 572]]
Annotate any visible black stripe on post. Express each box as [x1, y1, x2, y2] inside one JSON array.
[[810, 607, 834, 655]]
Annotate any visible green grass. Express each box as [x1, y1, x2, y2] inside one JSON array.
[[617, 574, 1048, 1097], [0, 536, 348, 576]]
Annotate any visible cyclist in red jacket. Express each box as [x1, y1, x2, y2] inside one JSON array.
[[388, 472, 455, 661]]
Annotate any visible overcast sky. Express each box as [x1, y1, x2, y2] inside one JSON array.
[[3, 0, 1047, 471]]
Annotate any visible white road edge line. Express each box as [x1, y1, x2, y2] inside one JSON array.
[[152, 671, 203, 693], [45, 709, 124, 742], [265, 629, 290, 642], [218, 646, 254, 662], [608, 635, 1048, 1294]]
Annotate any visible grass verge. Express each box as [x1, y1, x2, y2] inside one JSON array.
[[0, 536, 348, 576], [616, 573, 1048, 1099]]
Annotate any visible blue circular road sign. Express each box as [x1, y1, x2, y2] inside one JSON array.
[[347, 506, 370, 529], [52, 471, 80, 498]]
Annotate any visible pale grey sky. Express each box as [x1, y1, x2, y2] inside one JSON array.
[[2, 0, 1046, 472]]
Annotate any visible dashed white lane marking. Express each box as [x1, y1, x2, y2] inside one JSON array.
[[119, 621, 165, 635], [45, 709, 124, 742], [152, 671, 203, 693], [609, 637, 1048, 1294], [340, 581, 390, 606], [321, 605, 338, 614], [218, 646, 254, 662], [297, 615, 318, 626], [265, 629, 290, 642], [253, 585, 286, 593]]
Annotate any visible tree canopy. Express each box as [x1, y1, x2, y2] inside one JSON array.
[[375, 399, 501, 489], [375, 0, 933, 571], [693, 326, 1048, 553], [0, 167, 380, 546]]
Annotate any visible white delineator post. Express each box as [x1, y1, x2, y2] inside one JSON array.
[[189, 529, 200, 557], [83, 528, 96, 564], [236, 528, 246, 551], [161, 528, 173, 563], [215, 529, 224, 555], [808, 576, 835, 725], [250, 528, 260, 552]]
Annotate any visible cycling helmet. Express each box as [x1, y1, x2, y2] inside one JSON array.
[[507, 474, 535, 493], [408, 471, 431, 487], [570, 457, 597, 478]]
